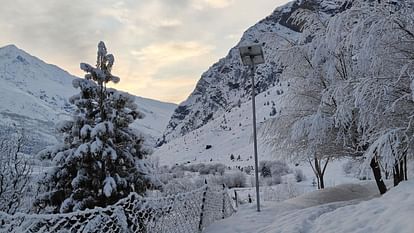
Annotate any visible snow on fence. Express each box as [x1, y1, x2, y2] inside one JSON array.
[[0, 185, 236, 233]]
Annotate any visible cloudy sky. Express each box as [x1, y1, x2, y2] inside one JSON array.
[[0, 0, 289, 103]]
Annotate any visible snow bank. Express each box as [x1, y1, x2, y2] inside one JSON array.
[[312, 180, 414, 233], [285, 182, 380, 208], [206, 180, 414, 233]]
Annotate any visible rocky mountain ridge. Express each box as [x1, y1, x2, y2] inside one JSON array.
[[160, 0, 352, 145]]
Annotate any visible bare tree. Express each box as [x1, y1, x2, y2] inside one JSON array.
[[0, 129, 32, 214]]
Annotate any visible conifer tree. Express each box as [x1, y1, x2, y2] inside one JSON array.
[[35, 42, 152, 213]]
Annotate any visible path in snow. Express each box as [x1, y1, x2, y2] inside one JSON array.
[[204, 181, 384, 233]]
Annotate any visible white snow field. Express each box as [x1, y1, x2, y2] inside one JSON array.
[[205, 180, 414, 233]]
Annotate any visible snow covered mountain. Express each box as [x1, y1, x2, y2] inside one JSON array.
[[159, 0, 351, 144], [153, 81, 286, 165], [155, 0, 410, 165], [0, 44, 176, 153]]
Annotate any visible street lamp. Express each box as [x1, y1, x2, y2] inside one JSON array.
[[239, 44, 265, 212]]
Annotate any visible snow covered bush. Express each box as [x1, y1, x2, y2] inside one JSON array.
[[270, 160, 290, 176], [263, 175, 282, 186], [172, 170, 246, 189], [215, 163, 226, 175], [34, 42, 153, 213], [180, 163, 227, 175], [342, 159, 367, 179], [262, 180, 303, 202], [222, 171, 246, 188], [162, 177, 203, 195], [155, 165, 187, 185], [199, 165, 211, 175], [259, 160, 290, 178], [170, 165, 185, 178], [294, 168, 306, 182], [244, 166, 253, 175]]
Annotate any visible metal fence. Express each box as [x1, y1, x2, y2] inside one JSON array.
[[0, 185, 236, 233]]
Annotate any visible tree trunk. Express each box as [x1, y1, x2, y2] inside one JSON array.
[[404, 155, 408, 181], [319, 175, 325, 189], [314, 157, 321, 189], [309, 156, 329, 190], [393, 163, 400, 187], [384, 164, 389, 179], [370, 157, 387, 194], [393, 159, 405, 186], [400, 159, 404, 182], [318, 157, 329, 189], [308, 157, 320, 189]]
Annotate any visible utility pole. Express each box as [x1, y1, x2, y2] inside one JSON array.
[[239, 44, 265, 212]]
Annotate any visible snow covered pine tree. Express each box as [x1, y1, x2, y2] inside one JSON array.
[[35, 41, 153, 213]]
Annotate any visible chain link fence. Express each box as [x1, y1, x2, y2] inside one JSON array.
[[0, 185, 236, 233]]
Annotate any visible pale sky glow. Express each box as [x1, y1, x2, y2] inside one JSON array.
[[0, 0, 289, 103]]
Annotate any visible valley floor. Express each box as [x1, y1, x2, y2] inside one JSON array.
[[204, 180, 414, 233]]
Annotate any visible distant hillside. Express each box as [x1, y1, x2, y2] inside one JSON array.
[[0, 44, 176, 153]]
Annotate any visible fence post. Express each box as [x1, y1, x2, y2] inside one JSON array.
[[234, 190, 238, 208], [222, 184, 226, 219], [199, 179, 208, 232]]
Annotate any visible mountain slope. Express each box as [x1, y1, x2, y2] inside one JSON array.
[[154, 0, 347, 160], [160, 0, 350, 144], [153, 82, 285, 165], [0, 44, 176, 153], [155, 0, 410, 166]]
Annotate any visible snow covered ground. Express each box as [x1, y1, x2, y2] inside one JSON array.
[[153, 82, 292, 165], [225, 158, 361, 205], [205, 180, 414, 233]]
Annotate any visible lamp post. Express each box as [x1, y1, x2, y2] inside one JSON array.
[[239, 44, 265, 212]]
